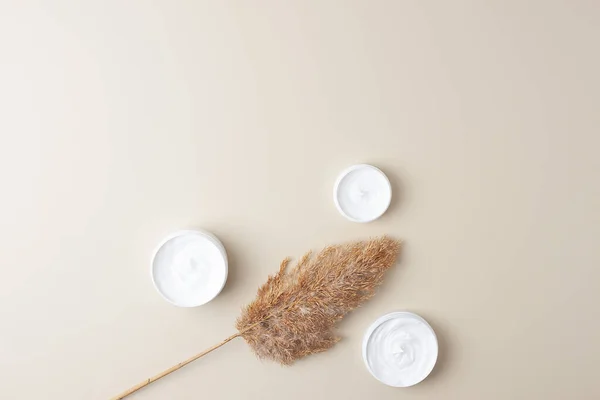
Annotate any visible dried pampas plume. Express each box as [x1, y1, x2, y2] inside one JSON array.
[[237, 236, 401, 364], [113, 236, 401, 399]]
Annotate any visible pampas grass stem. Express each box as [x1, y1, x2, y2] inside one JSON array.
[[112, 236, 400, 399]]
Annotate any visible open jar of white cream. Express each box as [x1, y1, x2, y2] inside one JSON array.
[[362, 311, 438, 387], [151, 230, 228, 307]]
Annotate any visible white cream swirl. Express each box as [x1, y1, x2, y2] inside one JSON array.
[[363, 312, 438, 387]]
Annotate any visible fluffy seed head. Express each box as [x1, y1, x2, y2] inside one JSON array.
[[236, 236, 401, 365]]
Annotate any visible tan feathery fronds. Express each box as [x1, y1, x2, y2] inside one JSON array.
[[236, 236, 401, 365], [112, 236, 401, 399]]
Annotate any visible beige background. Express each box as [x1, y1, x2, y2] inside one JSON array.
[[1, 1, 599, 399]]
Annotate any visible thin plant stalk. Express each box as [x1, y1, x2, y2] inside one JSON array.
[[111, 332, 241, 400]]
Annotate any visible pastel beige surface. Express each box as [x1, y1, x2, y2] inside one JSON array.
[[1, 1, 599, 399]]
